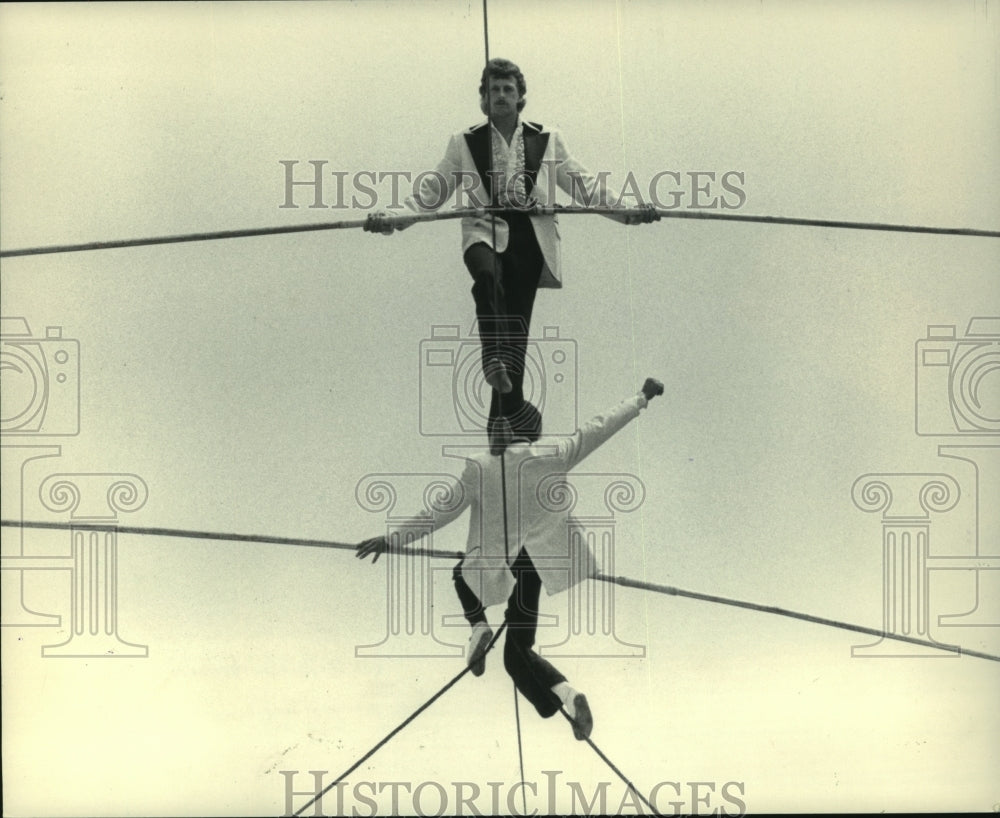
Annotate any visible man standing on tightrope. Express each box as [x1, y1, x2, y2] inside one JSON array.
[[365, 58, 659, 434], [356, 378, 664, 741]]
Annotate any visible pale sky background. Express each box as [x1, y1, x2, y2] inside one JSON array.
[[1, 1, 999, 815]]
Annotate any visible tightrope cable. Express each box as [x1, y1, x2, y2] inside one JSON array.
[[3, 518, 996, 663], [290, 622, 507, 817], [512, 686, 528, 816], [0, 211, 462, 258], [557, 705, 664, 817], [594, 571, 1000, 664], [0, 518, 462, 560], [2, 206, 996, 258]]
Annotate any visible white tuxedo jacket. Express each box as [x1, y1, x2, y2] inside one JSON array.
[[404, 120, 624, 289], [418, 393, 649, 607]]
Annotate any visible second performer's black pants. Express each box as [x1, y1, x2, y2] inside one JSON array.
[[453, 548, 565, 718], [463, 212, 544, 428]]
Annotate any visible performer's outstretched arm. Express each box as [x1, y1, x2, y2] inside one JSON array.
[[355, 467, 473, 563], [557, 377, 664, 471]]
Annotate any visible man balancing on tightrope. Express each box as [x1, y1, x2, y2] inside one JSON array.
[[356, 377, 664, 740], [364, 58, 659, 435]]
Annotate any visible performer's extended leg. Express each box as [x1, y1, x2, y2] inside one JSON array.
[[464, 243, 513, 396], [453, 558, 487, 626], [503, 548, 565, 718], [464, 215, 544, 426]]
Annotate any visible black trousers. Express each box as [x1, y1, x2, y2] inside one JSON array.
[[453, 548, 565, 718], [463, 212, 544, 427]]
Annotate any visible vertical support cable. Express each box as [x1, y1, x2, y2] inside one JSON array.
[[482, 0, 505, 437], [513, 686, 528, 815], [482, 2, 529, 811]]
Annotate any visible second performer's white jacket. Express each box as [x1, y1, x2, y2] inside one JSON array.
[[418, 393, 649, 607]]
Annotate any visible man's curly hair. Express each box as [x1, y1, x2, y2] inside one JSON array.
[[479, 58, 526, 112]]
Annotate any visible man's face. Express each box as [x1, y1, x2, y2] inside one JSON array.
[[482, 75, 521, 118]]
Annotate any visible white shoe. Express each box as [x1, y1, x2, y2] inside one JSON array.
[[555, 683, 594, 741], [467, 623, 493, 677], [569, 694, 593, 740]]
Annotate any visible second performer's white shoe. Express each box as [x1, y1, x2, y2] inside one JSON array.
[[467, 622, 493, 677]]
